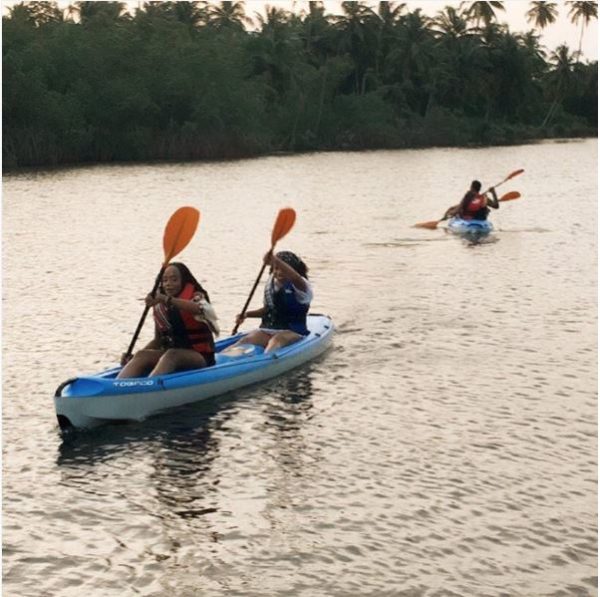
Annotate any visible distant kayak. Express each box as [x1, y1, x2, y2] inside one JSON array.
[[447, 217, 493, 238], [54, 314, 334, 430]]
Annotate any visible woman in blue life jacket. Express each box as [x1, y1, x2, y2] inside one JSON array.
[[117, 262, 220, 378], [229, 250, 312, 353], [444, 180, 499, 221]]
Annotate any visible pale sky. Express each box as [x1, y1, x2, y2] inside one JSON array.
[[2, 0, 597, 60]]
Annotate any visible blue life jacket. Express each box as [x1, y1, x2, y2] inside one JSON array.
[[261, 280, 309, 336]]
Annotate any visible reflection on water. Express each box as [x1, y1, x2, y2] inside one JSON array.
[[57, 370, 318, 532], [3, 139, 597, 596], [57, 360, 318, 466]]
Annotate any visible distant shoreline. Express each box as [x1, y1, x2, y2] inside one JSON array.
[[3, 132, 596, 175], [4, 3, 597, 174]]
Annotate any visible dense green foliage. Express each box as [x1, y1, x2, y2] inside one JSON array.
[[3, 1, 598, 169]]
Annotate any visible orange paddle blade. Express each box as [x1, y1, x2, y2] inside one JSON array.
[[163, 206, 200, 264], [506, 169, 524, 181], [499, 191, 521, 202], [271, 207, 296, 247], [414, 220, 440, 230], [489, 169, 524, 191]]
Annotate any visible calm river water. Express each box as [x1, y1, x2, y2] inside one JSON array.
[[3, 139, 597, 596]]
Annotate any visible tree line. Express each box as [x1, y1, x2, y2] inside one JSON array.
[[3, 1, 598, 169]]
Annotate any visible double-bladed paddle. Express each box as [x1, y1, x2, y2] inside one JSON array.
[[414, 168, 525, 230], [231, 208, 296, 335], [123, 206, 200, 361], [496, 191, 521, 202], [414, 191, 522, 230], [486, 169, 525, 193]]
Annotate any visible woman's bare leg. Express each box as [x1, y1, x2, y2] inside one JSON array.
[[222, 330, 272, 353], [117, 349, 162, 378], [149, 348, 208, 376], [265, 331, 303, 353]]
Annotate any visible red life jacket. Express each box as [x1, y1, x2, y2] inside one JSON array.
[[153, 283, 215, 354], [463, 193, 486, 220]]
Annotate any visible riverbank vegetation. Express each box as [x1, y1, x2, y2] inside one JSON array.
[[3, 1, 598, 169]]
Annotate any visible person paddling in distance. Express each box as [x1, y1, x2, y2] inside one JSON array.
[[117, 262, 220, 378], [227, 250, 312, 353], [444, 180, 499, 221]]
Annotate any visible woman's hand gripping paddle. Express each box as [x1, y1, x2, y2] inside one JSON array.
[[123, 206, 200, 362], [231, 208, 296, 335], [414, 169, 525, 230]]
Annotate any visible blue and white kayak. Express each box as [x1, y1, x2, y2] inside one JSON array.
[[447, 217, 493, 238], [54, 314, 334, 430]]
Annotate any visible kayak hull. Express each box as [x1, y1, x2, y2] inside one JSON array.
[[447, 217, 493, 238], [54, 314, 334, 430]]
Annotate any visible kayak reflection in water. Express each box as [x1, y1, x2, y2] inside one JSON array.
[[443, 180, 499, 221], [226, 250, 313, 354], [117, 262, 220, 378]]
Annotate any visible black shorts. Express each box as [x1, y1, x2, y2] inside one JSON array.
[[200, 351, 215, 367]]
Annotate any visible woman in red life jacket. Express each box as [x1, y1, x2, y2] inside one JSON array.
[[117, 262, 219, 378], [444, 180, 499, 221], [227, 250, 312, 354]]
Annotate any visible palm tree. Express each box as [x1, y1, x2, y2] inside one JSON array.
[[250, 6, 296, 101], [255, 5, 292, 34], [478, 20, 507, 46], [430, 5, 472, 39], [542, 43, 579, 125], [298, 1, 334, 65], [461, 1, 505, 28], [333, 0, 378, 42], [517, 29, 547, 63], [332, 1, 379, 93], [566, 1, 598, 58], [375, 1, 406, 77], [7, 1, 64, 25], [171, 1, 207, 27], [24, 1, 65, 25], [430, 7, 488, 116], [207, 1, 252, 32], [136, 2, 207, 27], [484, 31, 539, 120], [377, 1, 406, 26], [385, 8, 437, 115], [516, 29, 548, 113], [72, 1, 129, 25], [6, 2, 36, 24], [526, 1, 558, 30], [393, 8, 435, 80]]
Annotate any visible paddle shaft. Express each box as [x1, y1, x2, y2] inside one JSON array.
[[122, 206, 200, 362], [231, 207, 296, 335], [486, 169, 524, 193], [124, 267, 164, 359], [232, 262, 268, 335]]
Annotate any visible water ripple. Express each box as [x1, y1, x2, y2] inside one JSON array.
[[3, 141, 598, 596]]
